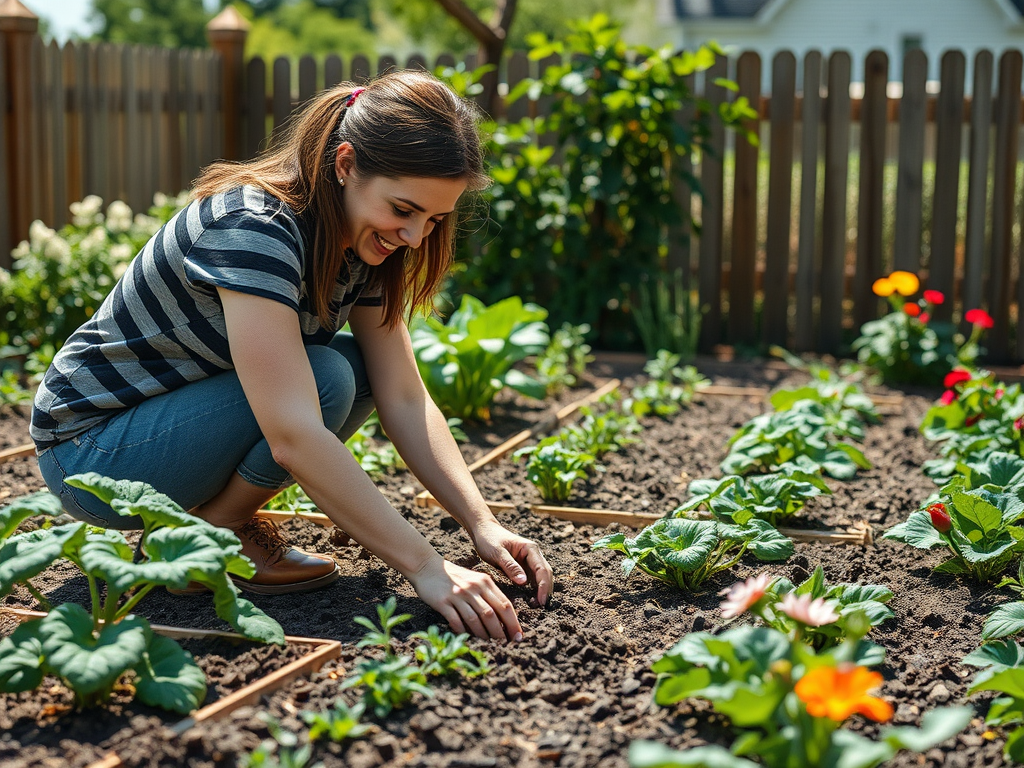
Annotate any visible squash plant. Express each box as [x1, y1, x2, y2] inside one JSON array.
[[677, 467, 831, 527], [0, 474, 284, 712]]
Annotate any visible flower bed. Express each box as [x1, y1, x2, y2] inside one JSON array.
[[0, 357, 1011, 767]]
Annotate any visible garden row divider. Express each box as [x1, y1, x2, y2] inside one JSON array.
[[2, 607, 342, 768], [0, 442, 34, 463]]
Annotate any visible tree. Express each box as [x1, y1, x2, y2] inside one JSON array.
[[240, 0, 378, 62], [90, 0, 214, 49]]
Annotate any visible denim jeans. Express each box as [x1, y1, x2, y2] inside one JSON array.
[[37, 332, 375, 530]]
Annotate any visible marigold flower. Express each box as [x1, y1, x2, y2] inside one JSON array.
[[923, 289, 945, 305], [903, 303, 921, 318], [719, 573, 773, 619], [927, 502, 952, 533], [943, 369, 972, 388], [795, 664, 894, 723], [872, 277, 895, 297], [778, 593, 839, 627], [940, 390, 956, 405], [919, 312, 931, 324], [888, 271, 920, 297], [965, 308, 994, 329]]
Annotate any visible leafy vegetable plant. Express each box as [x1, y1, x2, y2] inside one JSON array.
[[410, 625, 491, 678], [981, 559, 1024, 641], [963, 639, 1024, 762], [592, 517, 793, 592], [559, 402, 641, 458], [410, 294, 549, 421], [303, 699, 373, 743], [624, 350, 709, 418], [535, 322, 593, 394], [242, 712, 323, 768], [882, 475, 1024, 582], [677, 467, 831, 527], [513, 438, 596, 502], [343, 414, 406, 478], [634, 618, 971, 768], [0, 476, 284, 712]]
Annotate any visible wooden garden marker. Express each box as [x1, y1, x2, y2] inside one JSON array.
[[3, 607, 341, 768]]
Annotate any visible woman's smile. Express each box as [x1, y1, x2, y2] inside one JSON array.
[[372, 232, 399, 255]]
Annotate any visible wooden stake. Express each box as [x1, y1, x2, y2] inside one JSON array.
[[0, 442, 34, 463]]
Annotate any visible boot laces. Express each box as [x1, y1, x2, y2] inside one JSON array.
[[239, 517, 288, 555]]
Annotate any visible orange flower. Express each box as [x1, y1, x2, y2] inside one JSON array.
[[888, 271, 920, 296], [794, 664, 894, 723], [872, 278, 895, 297], [902, 303, 921, 317]]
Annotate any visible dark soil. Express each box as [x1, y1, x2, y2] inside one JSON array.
[[0, 356, 1010, 768]]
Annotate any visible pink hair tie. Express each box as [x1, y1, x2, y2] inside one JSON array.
[[347, 88, 365, 106]]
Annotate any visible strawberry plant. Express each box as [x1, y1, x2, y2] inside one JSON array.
[[0, 476, 284, 713], [592, 517, 793, 592], [410, 294, 550, 421], [625, 350, 710, 418], [963, 640, 1024, 762], [677, 467, 831, 526], [981, 560, 1024, 641], [635, 618, 971, 768], [513, 438, 596, 502], [882, 476, 1024, 582], [559, 402, 641, 458], [770, 379, 879, 442]]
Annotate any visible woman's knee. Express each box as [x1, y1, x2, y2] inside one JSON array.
[[306, 345, 358, 430]]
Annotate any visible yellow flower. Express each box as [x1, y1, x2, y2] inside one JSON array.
[[872, 277, 895, 297], [794, 664, 894, 723], [888, 271, 920, 297]]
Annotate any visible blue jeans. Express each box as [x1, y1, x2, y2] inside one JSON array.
[[37, 333, 375, 530]]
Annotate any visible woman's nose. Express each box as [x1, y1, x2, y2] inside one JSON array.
[[399, 226, 424, 249]]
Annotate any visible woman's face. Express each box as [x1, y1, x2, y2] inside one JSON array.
[[335, 147, 466, 267]]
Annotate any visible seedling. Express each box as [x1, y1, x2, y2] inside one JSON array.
[[341, 655, 433, 719], [303, 699, 373, 743], [242, 712, 323, 768], [513, 438, 595, 502], [410, 625, 491, 678], [624, 351, 709, 418], [536, 322, 593, 394], [560, 403, 641, 458], [678, 467, 831, 526], [354, 595, 412, 652]]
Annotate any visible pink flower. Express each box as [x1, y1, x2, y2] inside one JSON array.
[[997, 388, 1005, 400], [919, 312, 931, 324], [965, 308, 994, 329], [778, 593, 840, 627], [940, 390, 956, 405], [719, 573, 774, 619], [923, 290, 945, 305], [943, 369, 972, 389], [1015, 416, 1024, 432]]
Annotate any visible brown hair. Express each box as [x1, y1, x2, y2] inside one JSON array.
[[193, 70, 489, 329]]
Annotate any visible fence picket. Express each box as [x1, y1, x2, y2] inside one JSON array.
[[893, 48, 928, 272], [48, 41, 67, 227], [505, 50, 529, 123], [962, 51, 993, 326], [272, 56, 290, 131], [351, 54, 370, 83], [698, 56, 728, 352], [0, 35, 9, 268], [30, 35, 45, 225], [406, 53, 427, 72], [123, 45, 142, 211], [298, 54, 316, 106], [794, 50, 823, 352], [991, 51, 1022, 361], [378, 54, 396, 76], [324, 54, 343, 88]]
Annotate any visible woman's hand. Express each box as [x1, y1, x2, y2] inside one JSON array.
[[469, 520, 553, 608], [408, 554, 524, 642]]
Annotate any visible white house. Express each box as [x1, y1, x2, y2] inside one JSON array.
[[654, 0, 1024, 90]]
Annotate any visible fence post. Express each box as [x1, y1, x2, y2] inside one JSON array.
[[0, 0, 38, 264], [206, 6, 249, 162]]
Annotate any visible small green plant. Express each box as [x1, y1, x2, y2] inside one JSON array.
[[303, 699, 373, 743], [980, 559, 1024, 641], [560, 403, 641, 458], [410, 625, 491, 678], [632, 268, 702, 360], [963, 640, 1024, 763], [0, 476, 284, 712], [410, 294, 550, 421], [344, 415, 406, 478], [513, 438, 596, 502], [592, 517, 793, 592], [266, 484, 319, 515], [0, 368, 32, 406], [625, 351, 710, 418], [354, 596, 411, 652], [677, 467, 831, 527], [535, 322, 593, 395], [242, 712, 323, 768]]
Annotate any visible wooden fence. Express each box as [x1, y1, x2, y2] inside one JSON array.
[[3, 3, 1024, 360]]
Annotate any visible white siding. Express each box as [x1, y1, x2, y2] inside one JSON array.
[[670, 0, 1024, 91]]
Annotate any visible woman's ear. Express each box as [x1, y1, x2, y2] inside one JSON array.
[[334, 142, 356, 183]]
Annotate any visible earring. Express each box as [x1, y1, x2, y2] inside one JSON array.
[[338, 177, 345, 187]]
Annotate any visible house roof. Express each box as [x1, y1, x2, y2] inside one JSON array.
[[671, 0, 773, 19]]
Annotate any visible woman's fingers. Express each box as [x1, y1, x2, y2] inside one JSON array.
[[450, 573, 523, 641], [522, 543, 554, 605]]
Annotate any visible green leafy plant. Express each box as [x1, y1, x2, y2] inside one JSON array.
[[634, 620, 971, 768], [410, 625, 491, 679], [354, 595, 411, 652], [770, 380, 879, 441], [559, 403, 641, 458], [676, 467, 831, 527], [0, 477, 284, 712], [592, 517, 793, 592], [303, 699, 373, 743], [963, 640, 1024, 762], [266, 485, 319, 515], [410, 294, 549, 421], [882, 476, 1024, 582], [632, 268, 702, 360], [343, 414, 406, 479], [981, 559, 1024, 641], [242, 712, 323, 768], [625, 351, 710, 418], [722, 401, 872, 480], [513, 437, 596, 502], [0, 368, 32, 406], [535, 322, 594, 395]]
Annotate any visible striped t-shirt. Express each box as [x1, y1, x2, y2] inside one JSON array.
[[31, 185, 382, 450]]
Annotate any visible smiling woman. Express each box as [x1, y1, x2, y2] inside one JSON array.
[[30, 71, 552, 645]]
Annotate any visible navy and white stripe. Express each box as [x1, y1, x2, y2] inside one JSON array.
[[32, 186, 382, 450]]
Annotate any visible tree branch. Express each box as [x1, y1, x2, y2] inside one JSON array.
[[431, 0, 502, 48]]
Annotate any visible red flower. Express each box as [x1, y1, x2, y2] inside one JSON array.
[[940, 390, 956, 405], [928, 502, 952, 534], [923, 290, 945, 305], [997, 388, 1005, 399], [919, 312, 931, 324], [966, 309, 994, 329], [903, 303, 921, 317], [966, 415, 981, 427], [943, 369, 972, 388], [1015, 417, 1024, 432]]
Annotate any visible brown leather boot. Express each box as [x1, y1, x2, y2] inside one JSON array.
[[229, 517, 340, 595]]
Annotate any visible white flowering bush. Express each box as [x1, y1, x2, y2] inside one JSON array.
[[1, 192, 189, 367]]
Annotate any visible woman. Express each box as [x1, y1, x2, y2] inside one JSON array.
[[32, 71, 552, 643]]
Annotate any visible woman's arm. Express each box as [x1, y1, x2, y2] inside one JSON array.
[[219, 288, 525, 641], [348, 305, 552, 607]]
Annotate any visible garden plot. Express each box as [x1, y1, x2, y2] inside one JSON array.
[[0, 359, 1011, 767]]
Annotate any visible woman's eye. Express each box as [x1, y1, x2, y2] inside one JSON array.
[[392, 206, 412, 218]]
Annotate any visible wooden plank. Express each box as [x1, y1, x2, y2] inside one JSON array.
[[256, 509, 333, 528], [853, 49, 888, 329], [818, 51, 852, 355], [667, 71, 696, 281], [5, 20, 36, 243], [505, 49, 529, 122], [405, 52, 428, 71], [351, 53, 370, 83], [0, 34, 9, 270], [245, 56, 266, 159], [762, 51, 796, 347], [324, 53, 343, 89], [146, 47, 162, 202], [272, 55, 290, 131], [962, 51, 992, 329], [122, 45, 142, 211], [928, 50, 966, 322], [182, 49, 199, 186], [63, 42, 84, 208], [47, 41, 67, 228], [0, 443, 34, 463], [298, 53, 316, 106], [30, 36, 45, 226], [893, 48, 928, 272], [698, 55, 728, 352], [377, 54, 396, 76], [205, 50, 221, 164], [108, 43, 125, 203], [728, 51, 761, 346], [165, 49, 183, 193], [991, 50, 1022, 361], [794, 51, 823, 353]]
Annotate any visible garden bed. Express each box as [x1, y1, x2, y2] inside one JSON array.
[[0, 356, 1007, 767]]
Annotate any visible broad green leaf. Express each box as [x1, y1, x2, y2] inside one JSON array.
[[969, 667, 1024, 699], [1007, 727, 1024, 762], [652, 666, 711, 705], [40, 604, 150, 700], [742, 522, 794, 562], [881, 706, 973, 752], [628, 741, 761, 768], [64, 473, 154, 506], [0, 523, 86, 597], [825, 729, 893, 768], [207, 573, 285, 644], [133, 634, 207, 714], [1, 491, 63, 539], [881, 511, 946, 549], [0, 620, 45, 692], [983, 603, 1024, 641], [951, 490, 1004, 542], [713, 683, 785, 727], [832, 584, 894, 605], [963, 639, 1024, 670]]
